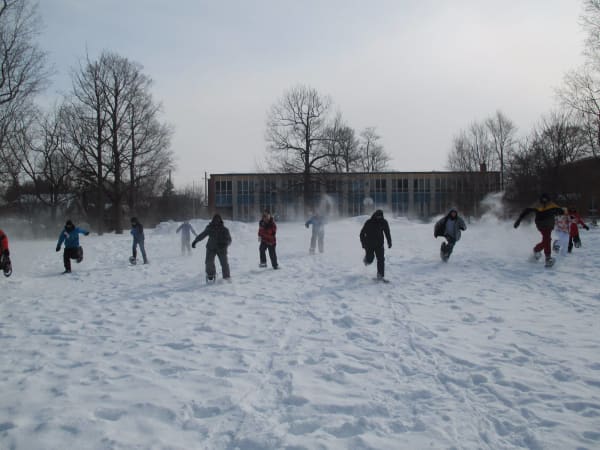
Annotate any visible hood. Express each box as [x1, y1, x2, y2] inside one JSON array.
[[371, 209, 384, 220], [211, 214, 223, 225]]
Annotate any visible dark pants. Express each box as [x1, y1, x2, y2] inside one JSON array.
[[206, 247, 230, 279], [364, 246, 385, 277], [534, 226, 553, 257], [442, 236, 457, 256], [132, 238, 148, 263], [63, 247, 82, 271], [259, 242, 278, 268], [568, 235, 581, 253]]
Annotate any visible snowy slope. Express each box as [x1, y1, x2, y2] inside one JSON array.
[[1, 217, 599, 450]]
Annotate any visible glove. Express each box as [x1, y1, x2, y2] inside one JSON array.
[[2, 249, 8, 257], [305, 223, 309, 228], [84, 232, 90, 236], [388, 243, 392, 249], [56, 245, 61, 252], [513, 220, 520, 229], [192, 242, 196, 249], [584, 225, 589, 230]]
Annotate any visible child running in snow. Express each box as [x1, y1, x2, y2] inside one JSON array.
[[258, 209, 278, 269], [359, 209, 392, 280], [0, 228, 11, 276], [514, 193, 565, 267], [176, 220, 197, 255], [130, 217, 148, 264], [305, 211, 325, 254], [567, 207, 589, 253], [56, 220, 89, 273], [192, 214, 232, 282], [553, 208, 570, 257], [434, 208, 467, 262]]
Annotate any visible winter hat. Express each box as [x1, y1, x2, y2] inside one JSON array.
[[65, 220, 75, 230], [131, 217, 138, 224], [372, 209, 384, 219], [212, 214, 223, 224]]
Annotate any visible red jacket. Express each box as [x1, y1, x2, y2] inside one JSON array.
[[569, 212, 587, 236], [258, 218, 277, 245], [0, 229, 8, 253]]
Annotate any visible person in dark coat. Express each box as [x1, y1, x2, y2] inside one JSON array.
[[0, 228, 11, 276], [514, 193, 565, 265], [305, 211, 326, 254], [359, 209, 392, 279], [258, 209, 278, 269], [176, 220, 197, 255], [130, 217, 148, 264], [434, 208, 467, 261], [56, 220, 89, 273], [192, 214, 232, 281]]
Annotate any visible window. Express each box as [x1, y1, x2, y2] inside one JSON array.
[[392, 178, 409, 214], [215, 180, 232, 207], [349, 180, 364, 216], [413, 178, 431, 216], [258, 179, 277, 213], [237, 179, 255, 221], [373, 178, 387, 207]]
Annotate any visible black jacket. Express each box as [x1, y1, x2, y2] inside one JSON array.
[[360, 212, 392, 249], [192, 218, 232, 250], [514, 201, 564, 229]]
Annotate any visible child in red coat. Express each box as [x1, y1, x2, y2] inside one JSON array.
[[567, 207, 589, 253], [258, 209, 278, 269]]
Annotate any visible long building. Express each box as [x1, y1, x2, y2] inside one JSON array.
[[208, 171, 500, 221]]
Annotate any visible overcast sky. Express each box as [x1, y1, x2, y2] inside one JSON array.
[[38, 0, 585, 187]]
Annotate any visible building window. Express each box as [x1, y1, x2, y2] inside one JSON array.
[[435, 178, 449, 214], [215, 180, 232, 207], [392, 178, 409, 214], [373, 178, 387, 207], [413, 178, 431, 216], [237, 179, 255, 221], [258, 179, 277, 213], [349, 180, 364, 216]]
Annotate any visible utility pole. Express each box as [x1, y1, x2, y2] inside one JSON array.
[[204, 172, 208, 207]]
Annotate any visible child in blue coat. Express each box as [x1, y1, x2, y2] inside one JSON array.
[[130, 217, 148, 264], [56, 220, 89, 273]]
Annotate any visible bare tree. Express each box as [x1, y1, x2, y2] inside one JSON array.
[[581, 0, 600, 64], [506, 110, 587, 201], [0, 0, 48, 108], [67, 55, 109, 233], [447, 121, 498, 172], [0, 0, 49, 191], [557, 0, 600, 158], [485, 110, 516, 190], [323, 113, 360, 173], [124, 85, 174, 212], [357, 127, 390, 172], [265, 84, 331, 208], [8, 103, 76, 221], [66, 51, 173, 233]]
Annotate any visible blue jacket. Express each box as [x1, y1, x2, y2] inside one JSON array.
[[305, 215, 326, 231], [131, 223, 144, 241], [57, 227, 88, 249]]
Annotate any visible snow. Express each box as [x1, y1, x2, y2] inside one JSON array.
[[1, 216, 599, 450]]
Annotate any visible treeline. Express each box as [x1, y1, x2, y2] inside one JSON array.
[[447, 0, 600, 213], [0, 0, 182, 234]]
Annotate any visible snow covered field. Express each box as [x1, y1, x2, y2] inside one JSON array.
[[1, 215, 599, 450]]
